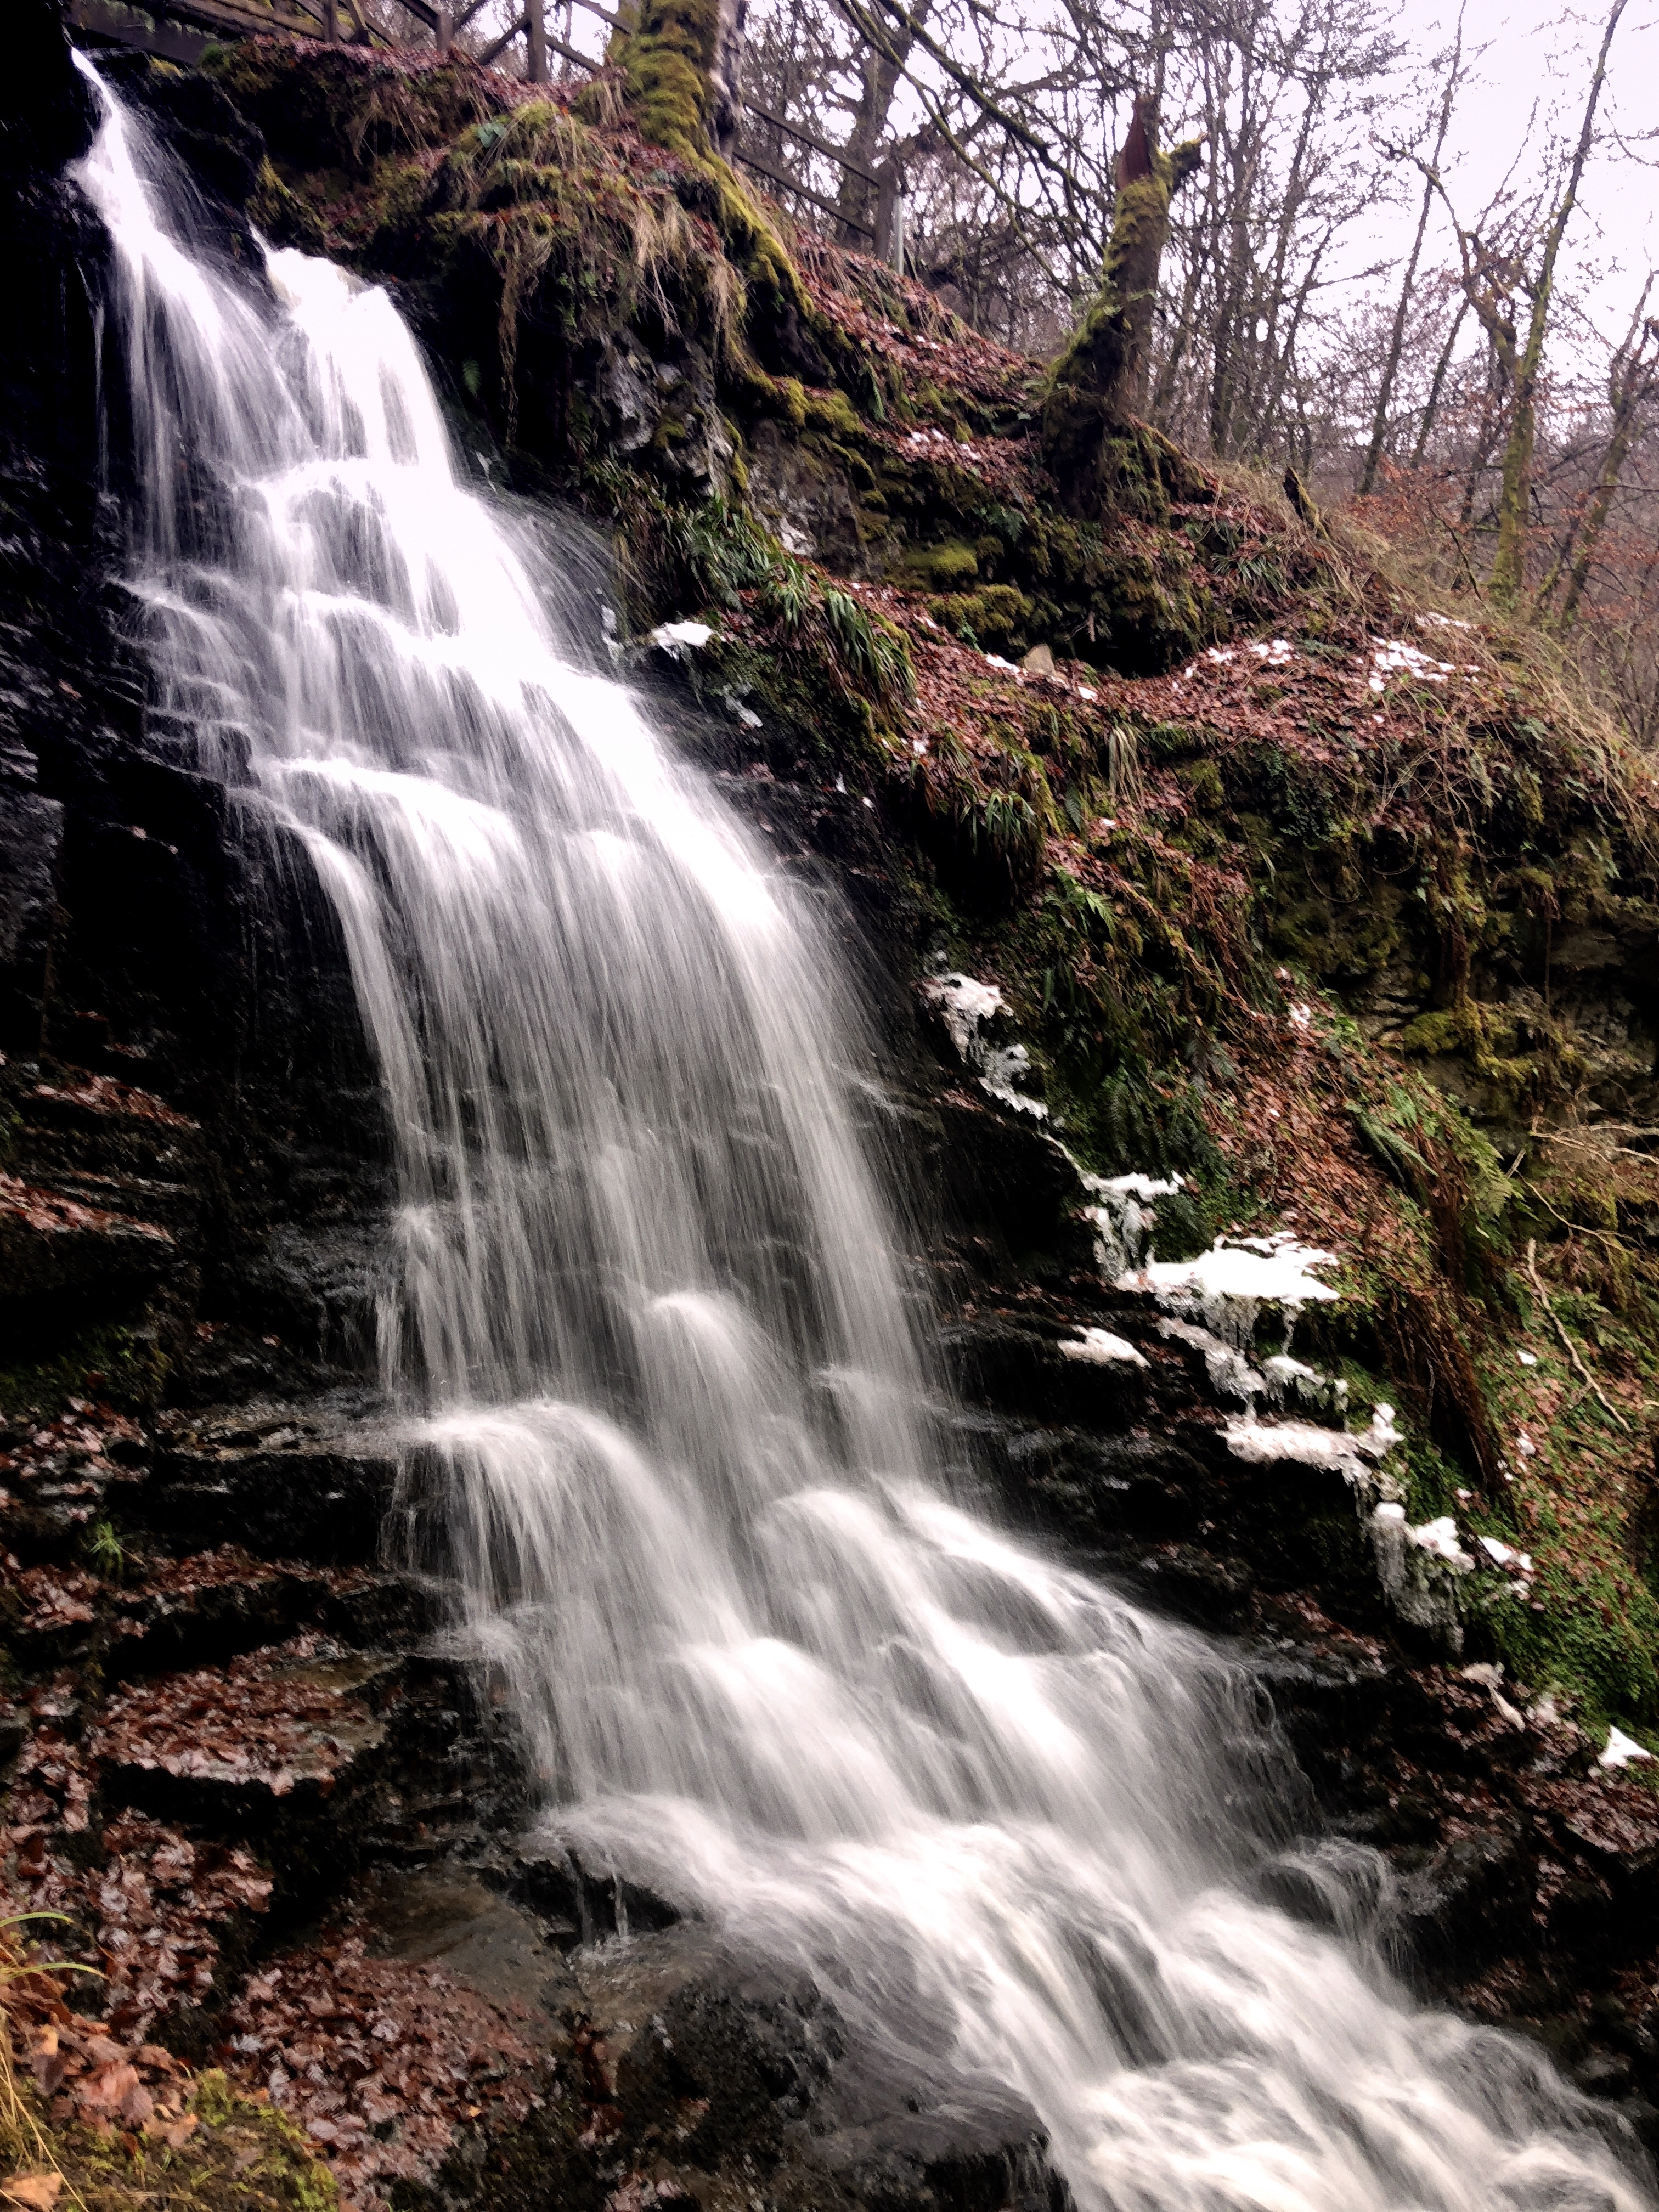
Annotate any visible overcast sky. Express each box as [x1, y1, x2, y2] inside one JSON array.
[[1338, 0, 1657, 368]]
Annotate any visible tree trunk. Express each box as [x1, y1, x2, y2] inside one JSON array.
[[1480, 0, 1625, 606], [1541, 303, 1658, 628], [1041, 93, 1203, 501], [1410, 293, 1468, 466], [613, 0, 748, 161], [836, 23, 918, 246]]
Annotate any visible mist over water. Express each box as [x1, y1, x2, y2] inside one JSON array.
[[73, 62, 1651, 2210]]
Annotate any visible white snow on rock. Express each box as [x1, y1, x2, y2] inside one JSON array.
[[1158, 1314, 1264, 1401], [1221, 1401, 1401, 1492], [1407, 1515, 1476, 1571], [920, 973, 1049, 1119], [1224, 1415, 1371, 1478], [649, 619, 713, 654], [1477, 1534, 1533, 1573], [1058, 1328, 1148, 1369], [1600, 1726, 1654, 1770], [1118, 1231, 1339, 1348], [1262, 1352, 1347, 1414]]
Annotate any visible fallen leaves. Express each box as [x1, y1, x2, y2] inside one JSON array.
[[1, 1889, 197, 2145], [27, 1073, 198, 1132], [1, 2173, 63, 2210], [223, 1938, 544, 2208], [5, 1807, 273, 2044], [92, 1637, 383, 1800], [0, 1175, 171, 1245]]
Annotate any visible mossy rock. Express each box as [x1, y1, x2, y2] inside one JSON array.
[[900, 540, 980, 590], [925, 584, 1034, 653]]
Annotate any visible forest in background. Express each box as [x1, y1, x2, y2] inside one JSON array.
[[374, 0, 1659, 754]]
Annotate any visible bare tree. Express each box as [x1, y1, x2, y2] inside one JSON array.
[[1357, 8, 1465, 494], [1412, 0, 1629, 607], [1537, 281, 1659, 630]]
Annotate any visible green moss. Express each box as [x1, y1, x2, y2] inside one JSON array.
[[1400, 1009, 1463, 1057], [1176, 758, 1224, 811], [902, 540, 980, 589], [924, 584, 1032, 653], [800, 387, 865, 440]]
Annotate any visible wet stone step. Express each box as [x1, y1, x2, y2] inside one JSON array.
[[151, 1410, 400, 1564], [0, 1171, 178, 1308], [0, 1400, 149, 1561], [936, 1314, 1152, 1428], [90, 1638, 402, 1886], [109, 1548, 432, 1678]]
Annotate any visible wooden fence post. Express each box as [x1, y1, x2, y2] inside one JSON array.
[[526, 0, 549, 79], [322, 0, 338, 36], [437, 3, 452, 48]]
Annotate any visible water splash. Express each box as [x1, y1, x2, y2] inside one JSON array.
[[74, 64, 1650, 2211]]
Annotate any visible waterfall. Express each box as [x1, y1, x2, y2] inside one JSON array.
[[73, 65, 1647, 2212]]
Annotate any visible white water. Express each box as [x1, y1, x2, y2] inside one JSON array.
[[75, 68, 1648, 2211]]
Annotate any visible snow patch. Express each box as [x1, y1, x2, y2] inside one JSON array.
[[1406, 1515, 1476, 1571], [649, 619, 713, 655], [1601, 1726, 1654, 1770], [1262, 1352, 1347, 1414], [1117, 1231, 1339, 1348], [1058, 1328, 1148, 1369]]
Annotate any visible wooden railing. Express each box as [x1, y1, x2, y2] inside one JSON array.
[[68, 0, 905, 261]]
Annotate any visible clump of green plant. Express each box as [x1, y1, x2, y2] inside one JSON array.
[[605, 478, 914, 713]]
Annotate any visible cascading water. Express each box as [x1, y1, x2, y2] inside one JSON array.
[[74, 65, 1649, 2211]]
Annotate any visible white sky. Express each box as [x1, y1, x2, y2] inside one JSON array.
[[560, 0, 1659, 381], [1335, 0, 1658, 372]]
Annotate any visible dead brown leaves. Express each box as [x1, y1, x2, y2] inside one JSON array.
[[6, 1801, 273, 2044], [0, 1891, 199, 2150], [92, 1639, 376, 1801], [223, 1939, 543, 2207], [0, 1400, 146, 1536], [0, 1179, 170, 1247], [27, 1075, 198, 1134]]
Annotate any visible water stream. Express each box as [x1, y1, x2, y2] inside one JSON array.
[[74, 65, 1649, 2211]]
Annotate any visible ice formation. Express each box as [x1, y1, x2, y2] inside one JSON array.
[[920, 972, 1050, 1119]]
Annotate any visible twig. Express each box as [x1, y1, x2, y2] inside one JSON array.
[[1523, 1235, 1632, 1434]]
